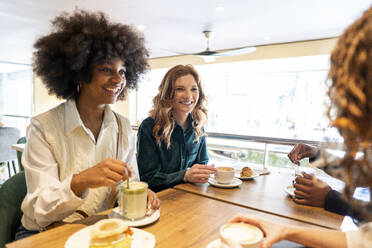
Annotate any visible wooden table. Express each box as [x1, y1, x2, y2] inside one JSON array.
[[174, 172, 344, 229], [7, 189, 324, 248]]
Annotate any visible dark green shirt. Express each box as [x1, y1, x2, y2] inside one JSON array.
[[137, 117, 209, 192]]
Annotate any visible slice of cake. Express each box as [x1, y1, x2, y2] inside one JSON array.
[[89, 219, 133, 248]]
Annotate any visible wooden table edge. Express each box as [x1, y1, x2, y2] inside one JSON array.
[[173, 186, 339, 230]]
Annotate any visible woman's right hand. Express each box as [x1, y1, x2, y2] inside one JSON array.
[[288, 143, 318, 165], [71, 158, 131, 197]]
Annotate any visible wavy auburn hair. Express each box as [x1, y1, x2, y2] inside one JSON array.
[[149, 65, 208, 148], [327, 6, 372, 220]]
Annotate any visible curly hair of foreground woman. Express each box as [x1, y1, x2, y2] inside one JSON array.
[[327, 6, 372, 219]]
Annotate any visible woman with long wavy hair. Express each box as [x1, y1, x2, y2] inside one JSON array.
[[137, 64, 215, 192]]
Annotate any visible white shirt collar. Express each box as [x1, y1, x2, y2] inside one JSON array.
[[64, 99, 118, 135]]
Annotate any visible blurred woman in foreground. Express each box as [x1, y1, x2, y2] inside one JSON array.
[[229, 5, 372, 248]]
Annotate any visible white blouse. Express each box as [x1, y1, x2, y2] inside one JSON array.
[[21, 100, 138, 230]]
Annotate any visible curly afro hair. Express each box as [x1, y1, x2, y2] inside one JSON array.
[[33, 9, 149, 100]]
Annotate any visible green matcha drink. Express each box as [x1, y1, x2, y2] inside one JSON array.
[[119, 181, 148, 220]]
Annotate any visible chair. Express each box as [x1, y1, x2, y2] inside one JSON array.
[[16, 137, 26, 172], [0, 171, 27, 247], [0, 127, 20, 177]]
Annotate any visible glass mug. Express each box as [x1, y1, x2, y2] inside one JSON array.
[[119, 181, 148, 220]]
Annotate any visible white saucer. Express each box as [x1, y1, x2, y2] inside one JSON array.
[[235, 171, 260, 180], [284, 185, 303, 199], [284, 185, 295, 197], [108, 207, 160, 227], [208, 177, 242, 188], [206, 239, 228, 248], [65, 225, 155, 248]]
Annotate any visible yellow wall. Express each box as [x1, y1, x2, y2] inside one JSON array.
[[149, 38, 337, 69], [33, 38, 338, 116]]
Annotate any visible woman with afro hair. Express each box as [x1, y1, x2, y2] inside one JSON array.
[[16, 10, 160, 238]]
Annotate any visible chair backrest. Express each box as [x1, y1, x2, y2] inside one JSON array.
[[0, 171, 26, 247], [16, 137, 26, 171], [0, 127, 20, 162]]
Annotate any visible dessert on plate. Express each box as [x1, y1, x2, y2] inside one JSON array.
[[89, 218, 133, 248], [240, 166, 253, 177]]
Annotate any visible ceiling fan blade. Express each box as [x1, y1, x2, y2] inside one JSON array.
[[161, 48, 216, 57], [161, 28, 256, 60], [160, 48, 195, 56], [213, 46, 256, 57], [194, 49, 220, 56], [197, 55, 216, 63]]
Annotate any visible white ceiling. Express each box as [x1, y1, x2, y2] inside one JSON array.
[[0, 0, 371, 66]]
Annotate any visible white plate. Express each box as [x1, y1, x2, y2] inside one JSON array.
[[208, 177, 242, 188], [65, 225, 155, 248], [206, 239, 229, 248], [108, 207, 160, 227], [235, 171, 260, 180], [284, 185, 303, 199]]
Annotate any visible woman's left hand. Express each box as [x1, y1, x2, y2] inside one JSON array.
[[147, 189, 161, 210], [293, 172, 331, 207], [229, 214, 288, 248], [184, 164, 216, 183]]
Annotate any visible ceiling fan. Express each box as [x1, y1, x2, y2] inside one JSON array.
[[171, 30, 256, 62]]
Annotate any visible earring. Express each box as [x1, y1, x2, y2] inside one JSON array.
[[77, 83, 82, 93]]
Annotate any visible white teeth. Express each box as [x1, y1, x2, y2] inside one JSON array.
[[105, 87, 120, 93]]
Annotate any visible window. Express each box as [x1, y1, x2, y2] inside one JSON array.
[[131, 68, 169, 124], [133, 55, 339, 140], [131, 55, 341, 171], [0, 62, 33, 136]]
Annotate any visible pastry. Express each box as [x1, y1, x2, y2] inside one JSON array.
[[240, 166, 253, 177], [89, 218, 133, 248]]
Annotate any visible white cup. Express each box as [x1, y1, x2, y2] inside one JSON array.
[[293, 166, 317, 185], [219, 223, 263, 248], [294, 166, 316, 177], [214, 166, 235, 184]]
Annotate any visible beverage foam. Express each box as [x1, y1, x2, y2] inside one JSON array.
[[222, 223, 262, 243]]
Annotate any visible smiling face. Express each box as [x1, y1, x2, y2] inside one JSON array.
[[80, 57, 126, 105], [172, 74, 199, 117]]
